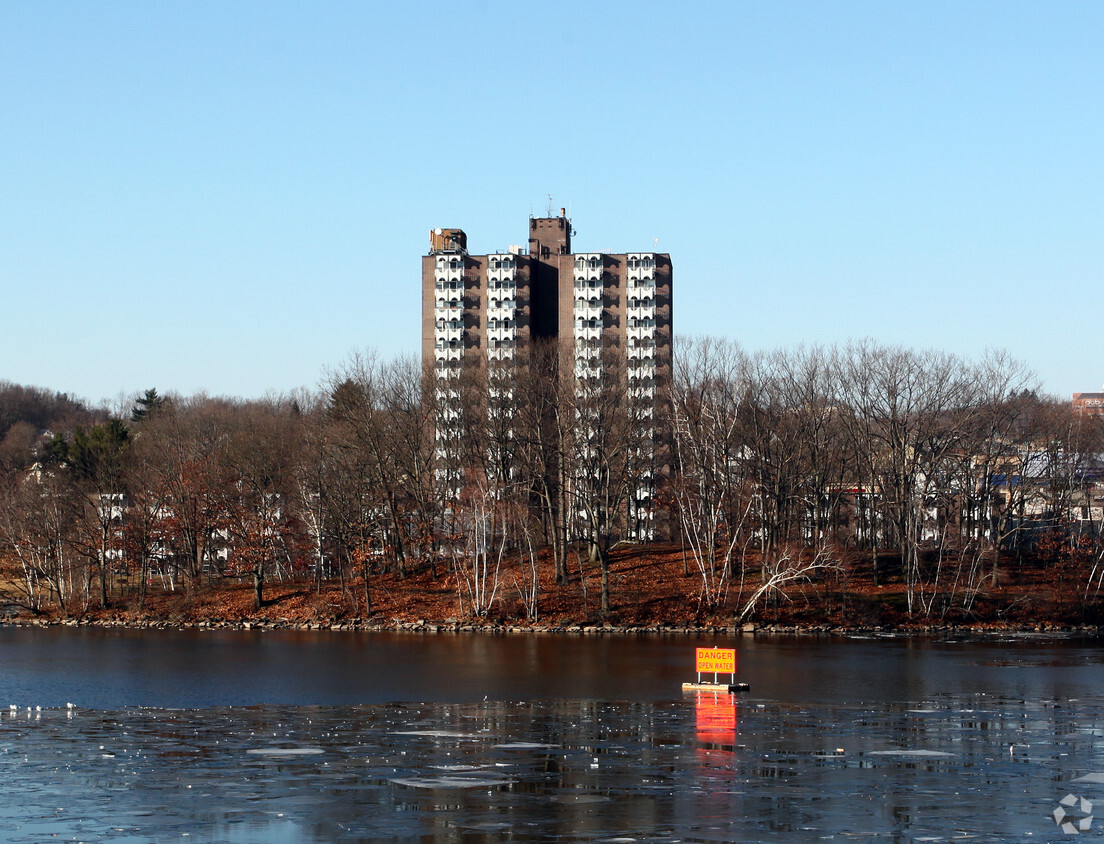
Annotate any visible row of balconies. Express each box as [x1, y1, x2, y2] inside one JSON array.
[[437, 275, 523, 291], [625, 255, 656, 270], [437, 296, 525, 312], [434, 256, 464, 272]]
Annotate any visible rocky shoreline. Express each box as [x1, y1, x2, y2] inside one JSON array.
[[4, 615, 1101, 637]]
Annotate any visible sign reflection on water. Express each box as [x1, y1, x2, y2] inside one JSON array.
[[694, 690, 737, 748]]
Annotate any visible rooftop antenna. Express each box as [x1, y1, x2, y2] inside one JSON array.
[[546, 194, 554, 217], [652, 237, 659, 252]]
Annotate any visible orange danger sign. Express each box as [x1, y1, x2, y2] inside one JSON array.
[[695, 647, 736, 674]]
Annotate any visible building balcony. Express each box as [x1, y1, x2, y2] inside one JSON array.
[[487, 347, 515, 362], [434, 347, 462, 362], [487, 327, 515, 343], [573, 255, 603, 275], [574, 367, 602, 383]]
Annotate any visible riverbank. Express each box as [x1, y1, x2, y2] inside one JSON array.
[[7, 615, 1102, 637], [5, 544, 1103, 636]]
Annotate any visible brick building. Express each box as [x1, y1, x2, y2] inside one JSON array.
[[1073, 392, 1104, 417]]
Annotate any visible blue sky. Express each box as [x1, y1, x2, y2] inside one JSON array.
[[2, 1, 1101, 405]]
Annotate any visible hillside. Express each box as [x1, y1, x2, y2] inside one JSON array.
[[10, 544, 1103, 634]]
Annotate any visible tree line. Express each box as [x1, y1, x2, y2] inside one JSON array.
[[0, 339, 1101, 623]]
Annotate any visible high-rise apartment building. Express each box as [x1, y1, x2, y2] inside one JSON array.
[[421, 210, 672, 394], [421, 211, 672, 537]]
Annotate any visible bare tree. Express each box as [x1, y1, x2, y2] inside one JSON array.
[[565, 349, 652, 615], [221, 399, 304, 609], [132, 396, 234, 590], [668, 337, 756, 610], [737, 545, 842, 623]]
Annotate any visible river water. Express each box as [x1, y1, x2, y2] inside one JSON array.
[[1, 628, 1103, 842]]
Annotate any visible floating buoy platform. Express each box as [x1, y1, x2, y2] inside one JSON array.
[[682, 681, 750, 693], [684, 647, 748, 694]]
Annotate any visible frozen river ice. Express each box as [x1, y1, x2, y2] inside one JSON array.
[[0, 629, 1103, 841]]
